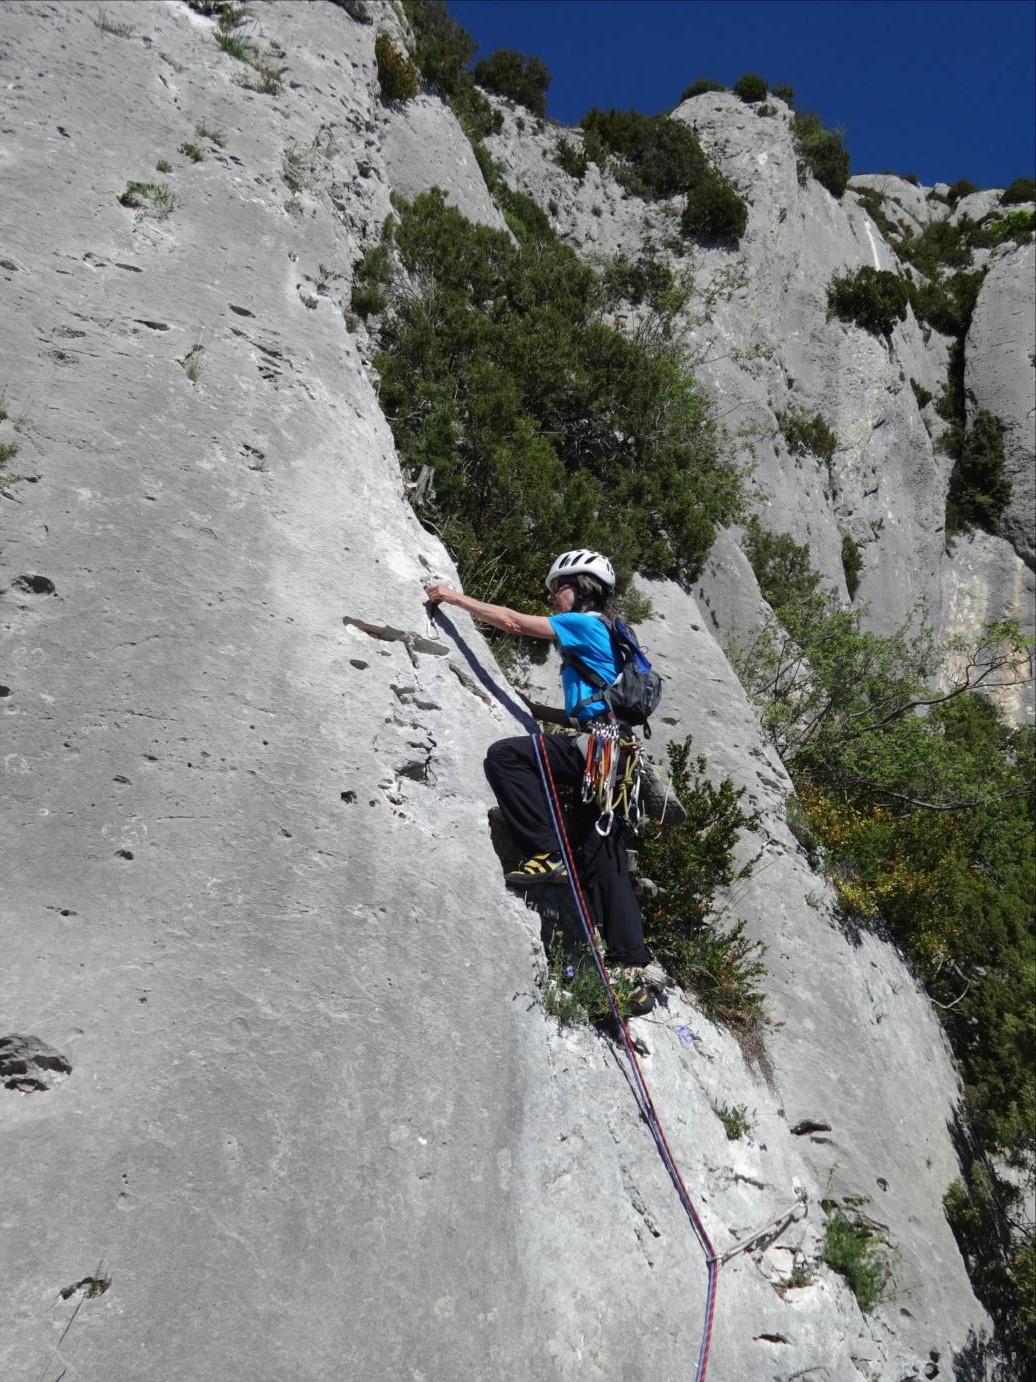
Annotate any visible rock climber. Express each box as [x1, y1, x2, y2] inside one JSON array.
[[425, 549, 656, 1011]]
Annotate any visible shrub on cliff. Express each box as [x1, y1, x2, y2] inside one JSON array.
[[473, 48, 550, 116], [742, 518, 821, 609], [374, 34, 419, 101], [792, 112, 850, 198], [577, 107, 712, 199], [401, 0, 501, 137], [1001, 176, 1036, 205], [732, 72, 767, 103], [368, 189, 742, 609], [679, 77, 726, 100], [827, 266, 909, 338], [945, 409, 1012, 537], [681, 177, 748, 244]]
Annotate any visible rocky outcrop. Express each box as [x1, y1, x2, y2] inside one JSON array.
[[0, 5, 1021, 1380]]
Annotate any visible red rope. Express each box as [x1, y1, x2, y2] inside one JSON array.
[[533, 732, 720, 1382]]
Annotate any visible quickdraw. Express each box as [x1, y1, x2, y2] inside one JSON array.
[[580, 721, 645, 836]]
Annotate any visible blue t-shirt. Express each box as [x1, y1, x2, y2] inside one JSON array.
[[549, 612, 618, 720]]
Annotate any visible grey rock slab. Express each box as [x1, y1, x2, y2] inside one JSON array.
[[380, 94, 507, 231], [965, 241, 1036, 567]]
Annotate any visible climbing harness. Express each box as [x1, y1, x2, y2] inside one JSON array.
[[532, 731, 720, 1382]]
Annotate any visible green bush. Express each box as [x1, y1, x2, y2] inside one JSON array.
[[350, 240, 393, 317], [840, 533, 863, 599], [578, 107, 712, 200], [742, 517, 821, 609], [367, 189, 742, 609], [947, 177, 979, 206], [827, 265, 909, 338], [770, 83, 795, 104], [775, 406, 837, 463], [602, 251, 679, 313], [792, 112, 850, 198], [636, 738, 764, 1029], [732, 72, 767, 103], [945, 409, 1012, 537], [554, 137, 588, 180], [473, 48, 550, 116], [910, 378, 933, 409], [401, 0, 501, 138], [907, 268, 984, 336], [679, 77, 726, 100], [681, 177, 748, 244], [986, 209, 1035, 245], [375, 33, 419, 101], [1001, 176, 1036, 205], [852, 187, 902, 243], [823, 1209, 890, 1313]]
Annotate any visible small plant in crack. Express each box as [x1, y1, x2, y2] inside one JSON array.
[[117, 181, 174, 216], [237, 64, 283, 96], [712, 1100, 754, 1140], [156, 158, 173, 173], [181, 345, 204, 384], [0, 439, 20, 468], [195, 123, 225, 147], [94, 10, 134, 36], [316, 262, 344, 293], [179, 142, 204, 163]]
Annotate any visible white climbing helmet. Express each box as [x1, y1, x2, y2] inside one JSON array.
[[546, 549, 616, 591]]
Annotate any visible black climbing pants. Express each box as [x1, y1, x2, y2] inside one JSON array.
[[484, 733, 651, 966]]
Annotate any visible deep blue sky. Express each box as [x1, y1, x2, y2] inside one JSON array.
[[450, 0, 1036, 190]]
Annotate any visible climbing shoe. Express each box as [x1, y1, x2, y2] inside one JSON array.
[[505, 852, 568, 888], [620, 968, 656, 1017]]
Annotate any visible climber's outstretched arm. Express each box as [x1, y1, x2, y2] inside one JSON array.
[[425, 583, 554, 640]]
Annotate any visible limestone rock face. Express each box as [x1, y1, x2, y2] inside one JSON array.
[[0, 4, 1018, 1381], [966, 241, 1036, 568]]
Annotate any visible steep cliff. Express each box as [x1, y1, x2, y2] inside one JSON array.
[[1, 5, 1029, 1381]]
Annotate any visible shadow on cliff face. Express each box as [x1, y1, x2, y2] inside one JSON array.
[[952, 1326, 1010, 1382]]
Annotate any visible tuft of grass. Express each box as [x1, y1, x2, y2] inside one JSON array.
[[540, 942, 641, 1027], [712, 1100, 754, 1140], [117, 181, 174, 215], [216, 30, 256, 62], [0, 439, 19, 468], [179, 142, 204, 163], [155, 158, 173, 173], [181, 346, 203, 384], [235, 64, 282, 96], [94, 10, 134, 36], [195, 123, 225, 146], [823, 1208, 891, 1313]]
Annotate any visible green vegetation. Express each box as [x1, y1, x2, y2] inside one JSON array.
[[827, 266, 909, 338], [473, 48, 550, 116], [840, 533, 863, 599], [375, 32, 419, 101], [155, 158, 173, 173], [195, 123, 225, 146], [944, 409, 1012, 538], [823, 1207, 891, 1312], [775, 406, 837, 465], [349, 239, 392, 318], [742, 518, 821, 610], [713, 1101, 754, 1140], [771, 83, 795, 104], [365, 189, 742, 609], [681, 177, 748, 244], [946, 178, 979, 206], [1001, 176, 1036, 205], [402, 0, 502, 139], [986, 208, 1035, 244], [732, 72, 767, 104], [637, 737, 765, 1030], [541, 942, 646, 1026], [910, 379, 933, 410], [733, 561, 1033, 1362], [554, 137, 588, 180], [94, 10, 134, 36], [792, 112, 850, 198], [679, 78, 726, 100], [0, 439, 19, 468], [117, 181, 173, 215], [578, 107, 712, 199], [179, 142, 204, 163]]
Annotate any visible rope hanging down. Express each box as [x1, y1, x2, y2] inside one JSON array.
[[532, 732, 720, 1382]]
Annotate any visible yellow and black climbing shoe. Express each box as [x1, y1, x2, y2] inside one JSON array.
[[620, 968, 656, 1017], [505, 852, 568, 888]]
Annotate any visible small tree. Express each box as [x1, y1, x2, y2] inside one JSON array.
[[375, 33, 419, 102], [792, 112, 850, 198], [473, 48, 550, 116], [1001, 176, 1036, 206], [827, 266, 909, 339], [681, 178, 748, 243], [733, 72, 767, 103], [680, 77, 726, 100]]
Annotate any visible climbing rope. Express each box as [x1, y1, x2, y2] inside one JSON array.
[[532, 731, 720, 1382]]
